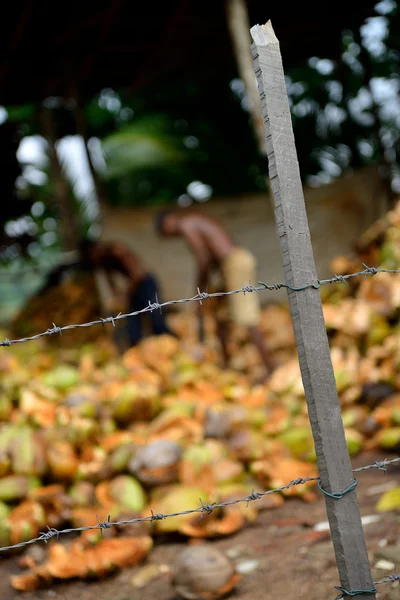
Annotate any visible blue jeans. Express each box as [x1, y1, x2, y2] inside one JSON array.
[[126, 275, 173, 346]]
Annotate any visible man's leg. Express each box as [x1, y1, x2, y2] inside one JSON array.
[[126, 287, 144, 346], [135, 275, 174, 336], [248, 325, 274, 375], [217, 317, 230, 367]]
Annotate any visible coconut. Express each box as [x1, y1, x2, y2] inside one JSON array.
[[172, 545, 239, 600], [128, 439, 182, 486]]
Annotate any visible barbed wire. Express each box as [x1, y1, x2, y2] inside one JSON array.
[[352, 457, 400, 472], [0, 456, 398, 554], [334, 572, 400, 599], [1, 264, 399, 348], [373, 572, 400, 585]]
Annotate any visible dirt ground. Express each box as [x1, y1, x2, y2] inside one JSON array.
[[1, 451, 399, 600]]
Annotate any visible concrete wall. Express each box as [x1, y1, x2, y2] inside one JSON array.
[[100, 168, 389, 307]]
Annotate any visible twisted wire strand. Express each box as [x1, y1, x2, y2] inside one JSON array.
[[1, 265, 395, 348], [0, 456, 398, 553]]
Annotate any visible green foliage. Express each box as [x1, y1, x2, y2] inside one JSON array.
[[101, 117, 187, 179], [5, 104, 36, 123], [0, 1, 399, 268]]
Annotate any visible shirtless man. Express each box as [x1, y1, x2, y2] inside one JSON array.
[[80, 239, 174, 346], [40, 239, 173, 346], [155, 211, 272, 373]]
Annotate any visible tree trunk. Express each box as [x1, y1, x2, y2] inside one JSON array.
[[354, 29, 395, 211], [72, 98, 108, 214], [226, 0, 266, 154], [40, 107, 79, 252]]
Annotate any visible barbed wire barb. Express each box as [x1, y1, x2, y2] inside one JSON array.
[[374, 570, 400, 585], [1, 265, 400, 348]]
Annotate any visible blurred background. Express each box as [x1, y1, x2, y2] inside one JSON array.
[[1, 5, 400, 599], [0, 0, 399, 320]]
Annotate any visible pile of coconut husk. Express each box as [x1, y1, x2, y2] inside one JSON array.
[[2, 199, 400, 592]]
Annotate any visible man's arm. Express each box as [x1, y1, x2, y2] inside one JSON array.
[[99, 242, 146, 291], [97, 268, 126, 313], [102, 269, 118, 294], [181, 229, 211, 290]]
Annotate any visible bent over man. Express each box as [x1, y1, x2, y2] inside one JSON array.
[[155, 211, 272, 374]]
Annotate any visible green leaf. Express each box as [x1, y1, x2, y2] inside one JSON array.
[[5, 104, 36, 122], [101, 120, 186, 179]]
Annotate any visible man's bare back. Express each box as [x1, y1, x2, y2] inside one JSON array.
[[157, 212, 235, 263], [177, 214, 235, 263]]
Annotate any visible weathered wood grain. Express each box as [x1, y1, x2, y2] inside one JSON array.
[[251, 20, 375, 598]]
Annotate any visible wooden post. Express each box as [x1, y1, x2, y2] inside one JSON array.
[[251, 22, 375, 599]]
